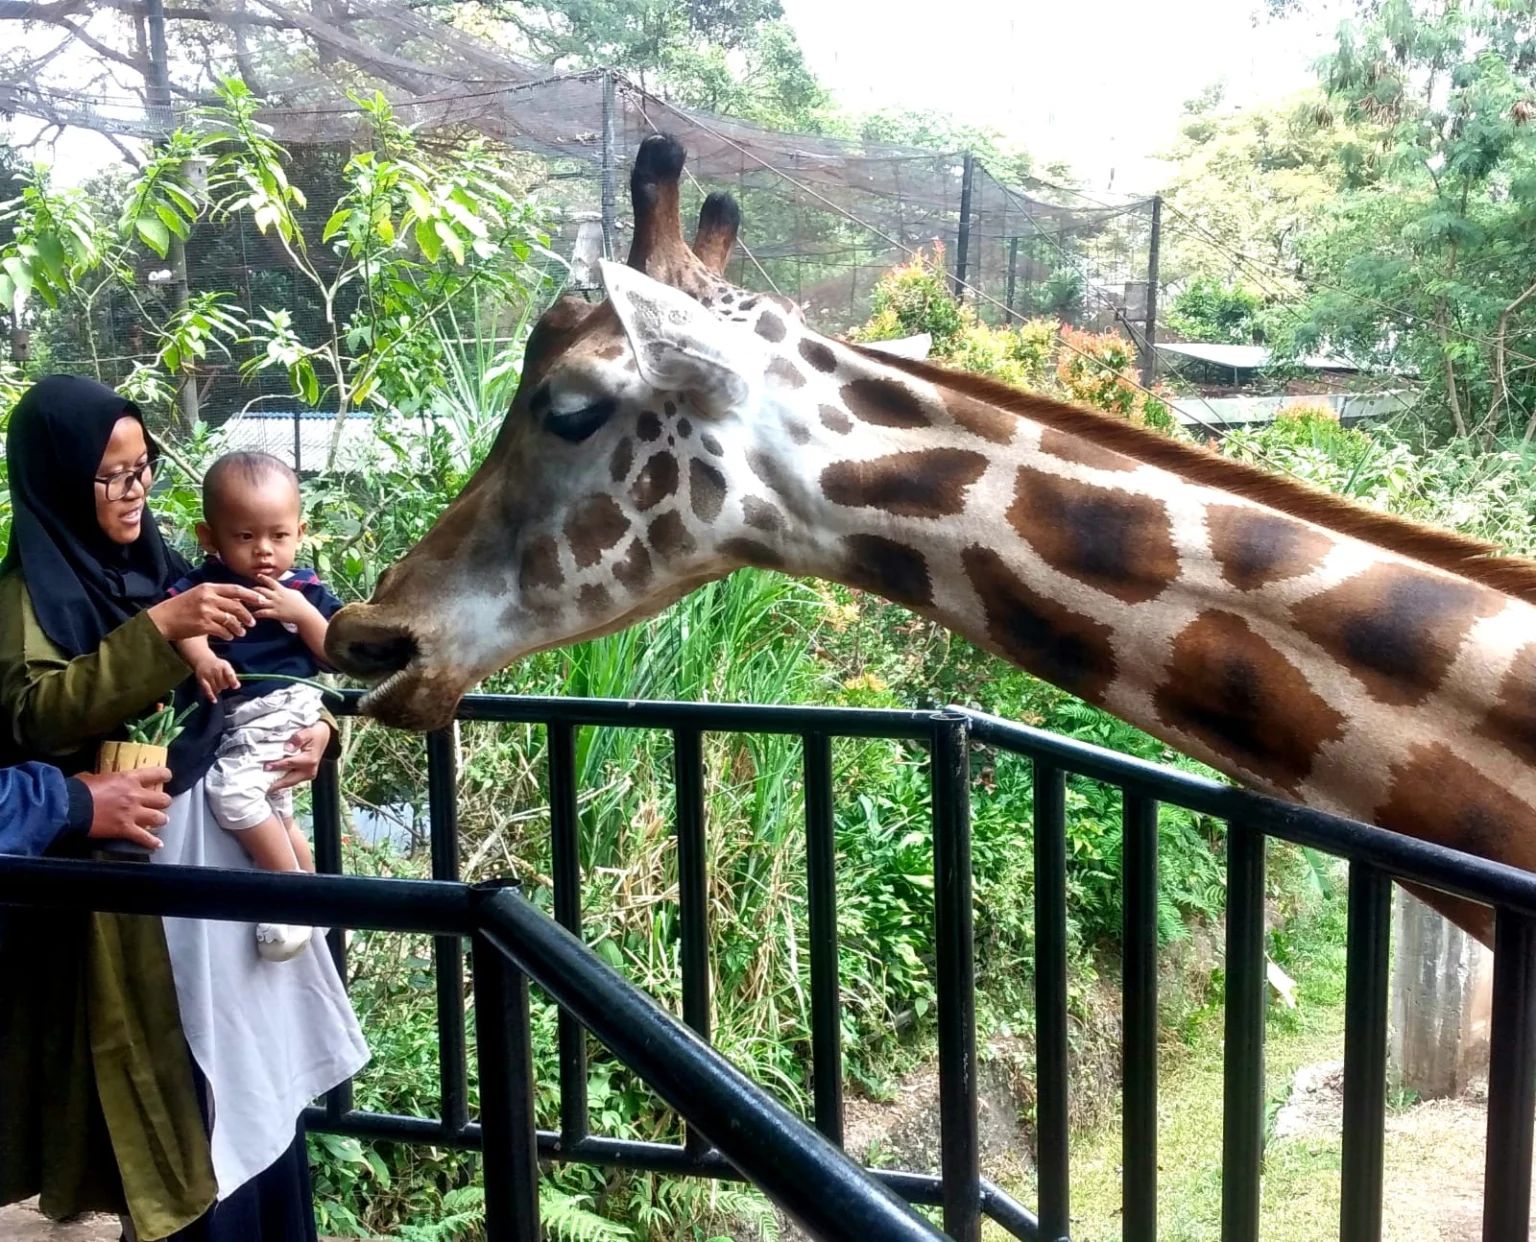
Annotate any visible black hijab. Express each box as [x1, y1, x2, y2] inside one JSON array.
[[4, 374, 188, 656], [3, 376, 223, 791]]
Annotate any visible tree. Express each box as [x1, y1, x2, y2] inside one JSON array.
[[1286, 0, 1536, 439]]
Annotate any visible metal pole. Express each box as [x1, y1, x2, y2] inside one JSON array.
[[1005, 236, 1020, 324], [1483, 911, 1536, 1242], [1122, 792, 1160, 1242], [804, 731, 844, 1146], [1139, 194, 1162, 389], [953, 153, 975, 301], [931, 716, 980, 1242], [1221, 825, 1266, 1242], [1033, 760, 1071, 1242], [600, 71, 619, 261], [144, 0, 199, 431], [1340, 864, 1391, 1242]]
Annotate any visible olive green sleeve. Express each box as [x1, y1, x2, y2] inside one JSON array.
[[0, 573, 191, 761]]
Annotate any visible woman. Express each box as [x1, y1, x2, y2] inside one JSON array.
[[0, 376, 367, 1241]]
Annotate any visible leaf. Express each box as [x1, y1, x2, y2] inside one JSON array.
[[34, 231, 66, 280], [414, 218, 441, 263], [136, 215, 172, 257], [322, 208, 352, 243], [434, 220, 465, 264]]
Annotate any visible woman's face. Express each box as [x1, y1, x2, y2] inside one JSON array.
[[94, 415, 154, 545]]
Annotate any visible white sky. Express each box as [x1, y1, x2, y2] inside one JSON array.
[[14, 0, 1352, 193], [780, 0, 1351, 194]]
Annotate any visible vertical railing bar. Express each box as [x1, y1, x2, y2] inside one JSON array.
[[311, 754, 353, 1120], [1339, 862, 1390, 1242], [1483, 909, 1536, 1242], [472, 922, 540, 1242], [1221, 823, 1265, 1242], [1033, 759, 1070, 1242], [548, 719, 589, 1148], [428, 727, 469, 1136], [932, 716, 981, 1242], [1122, 790, 1159, 1242], [672, 725, 711, 1154], [804, 730, 844, 1146]]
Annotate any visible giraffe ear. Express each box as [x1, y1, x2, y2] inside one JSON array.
[[599, 259, 762, 415]]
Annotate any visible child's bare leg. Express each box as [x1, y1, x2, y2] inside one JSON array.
[[233, 813, 302, 872], [284, 817, 315, 873]]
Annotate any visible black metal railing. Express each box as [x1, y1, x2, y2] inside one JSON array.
[[3, 690, 1534, 1242]]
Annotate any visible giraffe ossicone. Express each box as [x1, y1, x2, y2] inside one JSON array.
[[328, 135, 1536, 944]]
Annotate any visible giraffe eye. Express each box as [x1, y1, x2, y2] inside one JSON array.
[[546, 399, 616, 443]]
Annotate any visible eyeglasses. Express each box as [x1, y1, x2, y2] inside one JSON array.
[[94, 457, 156, 502]]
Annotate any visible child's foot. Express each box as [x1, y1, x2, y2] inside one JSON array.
[[255, 922, 313, 962]]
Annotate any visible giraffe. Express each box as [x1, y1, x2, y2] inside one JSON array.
[[328, 135, 1536, 945]]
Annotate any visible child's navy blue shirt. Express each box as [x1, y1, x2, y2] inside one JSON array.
[[166, 558, 342, 705]]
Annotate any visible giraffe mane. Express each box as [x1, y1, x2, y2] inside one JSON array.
[[853, 344, 1536, 605]]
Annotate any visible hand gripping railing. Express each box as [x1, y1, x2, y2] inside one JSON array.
[[0, 855, 945, 1241]]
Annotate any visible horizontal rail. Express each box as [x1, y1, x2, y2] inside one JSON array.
[[474, 883, 947, 1242], [960, 707, 1536, 917], [298, 1105, 1039, 1227], [0, 855, 474, 935], [329, 687, 944, 739]]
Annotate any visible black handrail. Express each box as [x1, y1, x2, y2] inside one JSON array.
[[0, 855, 945, 1242], [7, 688, 1535, 1242]]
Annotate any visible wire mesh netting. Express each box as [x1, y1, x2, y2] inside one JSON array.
[[4, 0, 1157, 447]]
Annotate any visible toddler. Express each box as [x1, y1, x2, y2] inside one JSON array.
[[169, 451, 342, 962]]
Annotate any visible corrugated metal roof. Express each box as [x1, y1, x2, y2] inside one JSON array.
[[1156, 342, 1364, 372]]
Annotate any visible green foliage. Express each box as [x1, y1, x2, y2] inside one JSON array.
[[1166, 277, 1269, 344], [1278, 0, 1536, 438]]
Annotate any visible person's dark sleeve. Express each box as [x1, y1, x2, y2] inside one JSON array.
[[0, 761, 89, 856]]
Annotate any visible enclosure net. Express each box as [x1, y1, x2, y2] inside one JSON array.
[[1, 0, 1156, 440]]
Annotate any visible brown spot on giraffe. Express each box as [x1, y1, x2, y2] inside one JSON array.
[[1291, 563, 1504, 707], [946, 393, 1016, 445], [1376, 742, 1536, 865], [648, 511, 696, 560], [564, 496, 630, 569], [689, 458, 727, 522], [755, 311, 786, 343], [1038, 427, 1138, 473], [518, 536, 562, 593], [743, 496, 784, 532], [596, 341, 626, 361], [1207, 505, 1335, 592], [677, 416, 693, 438], [637, 411, 662, 442], [578, 583, 611, 616], [787, 419, 811, 445], [821, 449, 988, 518], [961, 546, 1118, 703], [722, 537, 783, 568], [844, 534, 932, 608], [747, 450, 812, 521], [1155, 610, 1346, 794], [819, 405, 852, 435], [840, 377, 933, 429], [664, 400, 677, 416], [766, 356, 806, 389], [701, 431, 724, 456], [609, 437, 634, 484], [1008, 466, 1180, 604], [1479, 643, 1536, 765], [632, 451, 680, 512], [613, 538, 653, 592], [799, 338, 838, 374]]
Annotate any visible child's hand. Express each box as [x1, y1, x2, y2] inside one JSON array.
[[253, 575, 317, 626], [194, 655, 241, 703]]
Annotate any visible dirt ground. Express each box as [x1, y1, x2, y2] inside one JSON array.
[[1274, 1060, 1531, 1241], [0, 1201, 368, 1242]]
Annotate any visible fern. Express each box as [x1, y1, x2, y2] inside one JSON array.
[[395, 1184, 633, 1242]]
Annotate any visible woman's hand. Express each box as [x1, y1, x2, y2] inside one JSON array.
[[266, 719, 333, 793], [148, 583, 262, 642]]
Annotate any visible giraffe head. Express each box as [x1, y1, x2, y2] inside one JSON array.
[[328, 135, 842, 729]]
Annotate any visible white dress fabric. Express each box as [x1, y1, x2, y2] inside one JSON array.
[[150, 781, 370, 1198]]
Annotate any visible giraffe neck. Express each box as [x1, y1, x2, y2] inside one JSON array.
[[741, 333, 1536, 886]]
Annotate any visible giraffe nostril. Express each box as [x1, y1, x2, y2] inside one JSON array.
[[342, 633, 417, 678]]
